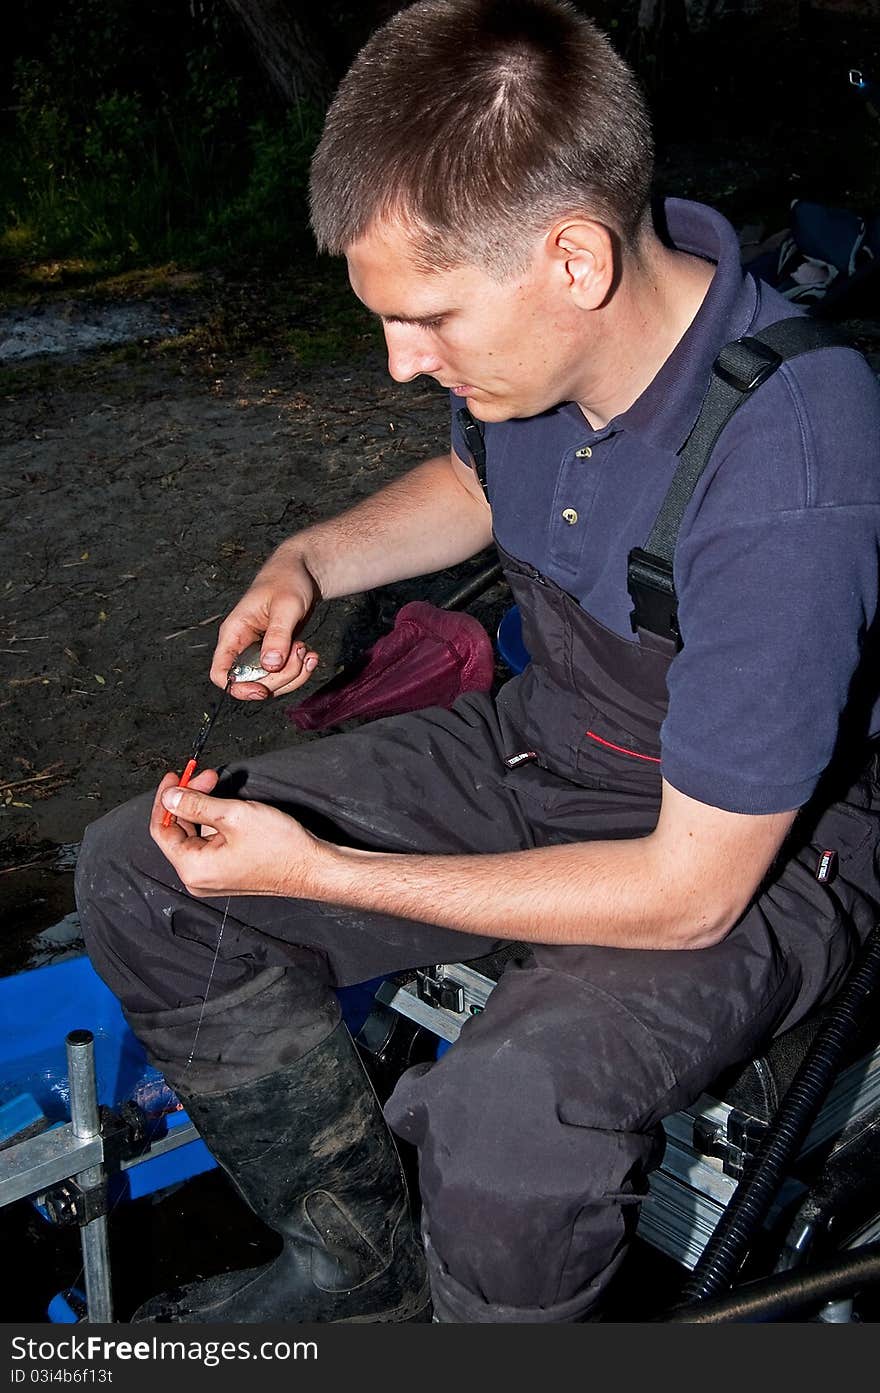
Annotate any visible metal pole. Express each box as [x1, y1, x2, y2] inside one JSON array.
[[66, 1030, 114, 1323]]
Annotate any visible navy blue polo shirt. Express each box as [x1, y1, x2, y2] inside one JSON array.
[[451, 198, 880, 815]]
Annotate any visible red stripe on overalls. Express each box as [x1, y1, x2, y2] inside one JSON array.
[[584, 730, 661, 764]]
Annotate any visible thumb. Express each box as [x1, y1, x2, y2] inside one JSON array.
[[260, 597, 305, 669], [162, 785, 230, 826]]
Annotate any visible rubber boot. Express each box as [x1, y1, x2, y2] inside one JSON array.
[[127, 972, 429, 1323]]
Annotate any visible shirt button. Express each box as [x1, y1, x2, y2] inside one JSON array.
[[561, 507, 578, 525], [575, 446, 592, 458]]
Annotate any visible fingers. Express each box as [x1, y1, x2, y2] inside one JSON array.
[[151, 772, 190, 841], [259, 601, 306, 672], [211, 598, 318, 697], [187, 769, 220, 838], [267, 648, 319, 697], [228, 642, 319, 701], [147, 778, 320, 900], [187, 768, 220, 795]]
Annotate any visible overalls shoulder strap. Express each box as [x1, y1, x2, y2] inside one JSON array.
[[454, 407, 489, 495], [627, 317, 845, 645]]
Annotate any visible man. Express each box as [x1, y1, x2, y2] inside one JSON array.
[[76, 0, 880, 1324]]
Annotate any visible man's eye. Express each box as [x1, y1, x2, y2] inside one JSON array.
[[420, 317, 445, 330]]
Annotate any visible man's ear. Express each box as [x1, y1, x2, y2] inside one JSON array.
[[548, 219, 615, 310]]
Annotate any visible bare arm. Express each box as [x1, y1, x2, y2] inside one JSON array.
[[294, 449, 492, 601], [154, 776, 796, 951], [211, 450, 492, 696], [319, 779, 795, 949]]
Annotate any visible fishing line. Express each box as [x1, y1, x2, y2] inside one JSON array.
[[61, 646, 268, 1309], [185, 896, 230, 1069]]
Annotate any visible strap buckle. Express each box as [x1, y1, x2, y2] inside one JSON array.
[[627, 547, 680, 642], [714, 337, 783, 393]]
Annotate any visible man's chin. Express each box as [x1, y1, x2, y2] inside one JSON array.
[[449, 385, 546, 422], [465, 396, 531, 423], [454, 389, 499, 417]]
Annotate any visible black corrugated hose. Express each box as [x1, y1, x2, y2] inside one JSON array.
[[674, 920, 880, 1312], [666, 1242, 880, 1322]]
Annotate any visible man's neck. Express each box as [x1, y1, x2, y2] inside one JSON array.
[[576, 239, 716, 430]]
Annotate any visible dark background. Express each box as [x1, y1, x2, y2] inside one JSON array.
[[2, 1, 880, 277]]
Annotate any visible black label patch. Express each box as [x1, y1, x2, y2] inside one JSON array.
[[816, 848, 838, 884], [503, 750, 538, 769]]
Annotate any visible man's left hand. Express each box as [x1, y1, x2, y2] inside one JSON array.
[[150, 771, 326, 899]]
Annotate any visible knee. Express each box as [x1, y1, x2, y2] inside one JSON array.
[[76, 790, 150, 889], [74, 790, 156, 955], [387, 1044, 657, 1318]]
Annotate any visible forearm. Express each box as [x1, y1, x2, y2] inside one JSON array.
[[317, 836, 727, 951], [284, 454, 493, 600], [157, 779, 790, 946]]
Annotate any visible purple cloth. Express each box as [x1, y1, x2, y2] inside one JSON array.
[[286, 601, 495, 732]]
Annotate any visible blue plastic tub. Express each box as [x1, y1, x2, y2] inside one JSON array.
[[0, 955, 387, 1203], [496, 604, 530, 675], [0, 955, 213, 1200]]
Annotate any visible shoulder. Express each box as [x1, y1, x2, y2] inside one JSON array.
[[693, 332, 880, 519]]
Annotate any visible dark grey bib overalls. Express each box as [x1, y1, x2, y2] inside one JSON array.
[[77, 531, 880, 1321], [77, 328, 880, 1322]]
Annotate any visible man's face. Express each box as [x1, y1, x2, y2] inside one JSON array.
[[345, 218, 589, 422]]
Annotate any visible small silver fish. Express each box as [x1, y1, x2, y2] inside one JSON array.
[[228, 641, 271, 685]]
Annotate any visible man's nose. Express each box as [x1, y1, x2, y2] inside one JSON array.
[[383, 324, 443, 383]]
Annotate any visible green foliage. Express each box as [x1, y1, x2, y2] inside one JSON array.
[[210, 106, 324, 261], [0, 2, 323, 277]]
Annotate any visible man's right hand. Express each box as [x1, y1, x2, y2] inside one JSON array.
[[209, 450, 493, 701], [210, 540, 321, 700]]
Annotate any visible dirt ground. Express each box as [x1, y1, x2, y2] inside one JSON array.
[[4, 270, 880, 963], [0, 295, 519, 1320], [0, 301, 517, 968], [4, 292, 880, 976], [0, 334, 464, 840]]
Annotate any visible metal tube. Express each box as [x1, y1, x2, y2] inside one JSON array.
[[439, 560, 506, 612], [66, 1030, 114, 1323], [0, 1126, 103, 1208], [682, 922, 880, 1304]]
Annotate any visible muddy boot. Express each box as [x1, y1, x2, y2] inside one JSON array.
[[127, 969, 429, 1324]]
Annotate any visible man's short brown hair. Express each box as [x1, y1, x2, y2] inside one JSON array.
[[309, 0, 654, 278]]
